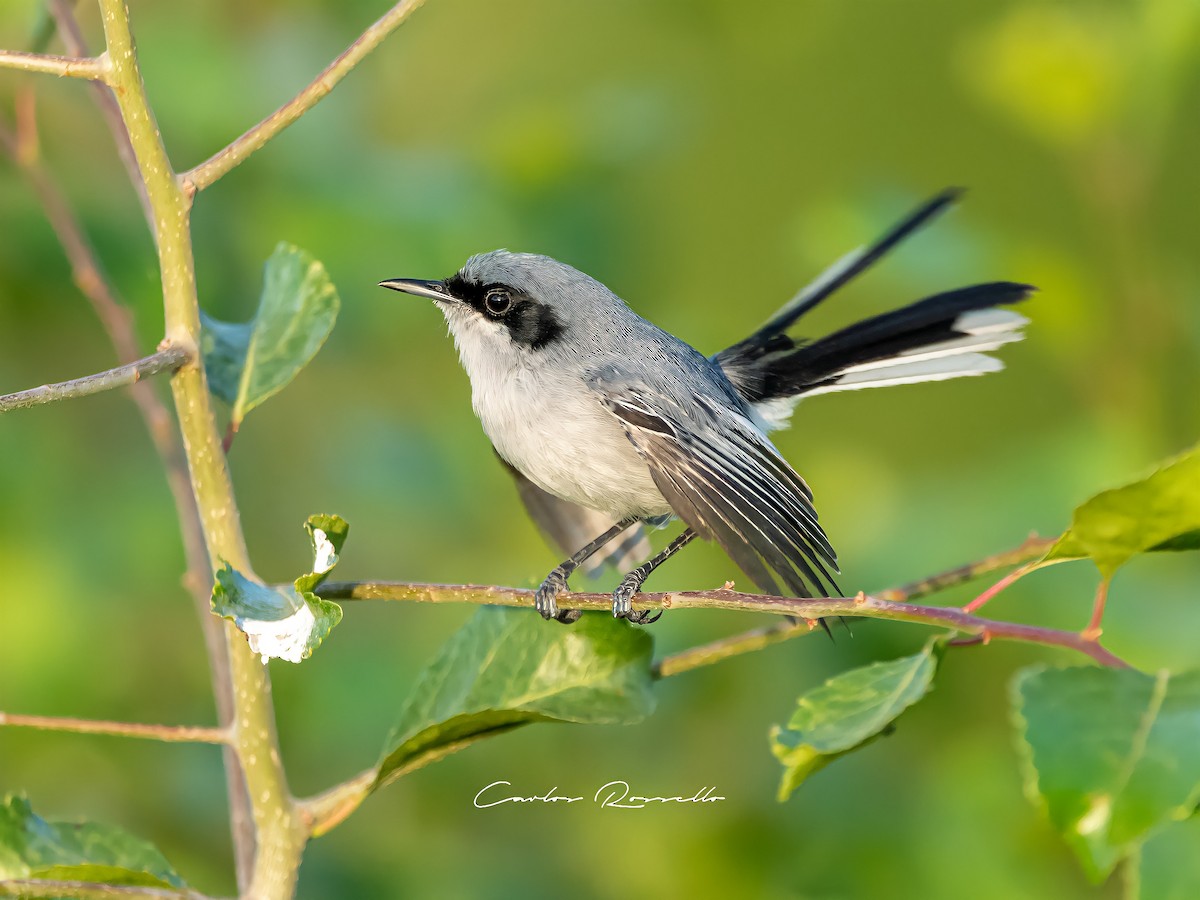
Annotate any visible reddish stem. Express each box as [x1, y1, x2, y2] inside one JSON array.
[[962, 561, 1039, 614], [1082, 578, 1110, 641]]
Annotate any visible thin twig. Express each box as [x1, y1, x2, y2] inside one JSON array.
[[298, 731, 508, 838], [875, 534, 1056, 603], [961, 560, 1044, 614], [316, 581, 1129, 668], [654, 619, 816, 678], [47, 0, 153, 226], [0, 881, 210, 900], [0, 48, 107, 79], [0, 113, 142, 365], [181, 0, 427, 193], [298, 768, 376, 838], [0, 348, 188, 413], [1083, 577, 1110, 641], [0, 712, 229, 744]]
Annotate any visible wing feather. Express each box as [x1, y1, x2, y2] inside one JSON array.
[[685, 435, 839, 588], [596, 385, 839, 598]]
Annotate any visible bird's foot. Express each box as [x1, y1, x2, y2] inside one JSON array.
[[624, 608, 662, 625], [612, 573, 662, 625], [535, 567, 580, 624]]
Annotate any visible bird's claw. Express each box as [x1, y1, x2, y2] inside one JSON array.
[[625, 608, 663, 625], [612, 573, 661, 625], [535, 567, 579, 624]]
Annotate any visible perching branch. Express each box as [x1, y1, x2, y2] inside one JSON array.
[[0, 712, 229, 745], [318, 531, 1059, 613], [0, 48, 107, 79], [316, 573, 1123, 672], [294, 537, 1107, 837], [0, 348, 188, 413], [181, 0, 428, 193]]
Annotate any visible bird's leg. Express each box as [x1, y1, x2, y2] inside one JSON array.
[[536, 517, 640, 623], [612, 528, 698, 624]]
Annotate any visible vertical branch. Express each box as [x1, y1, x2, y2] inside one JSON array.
[[0, 102, 251, 884], [94, 1, 306, 896]]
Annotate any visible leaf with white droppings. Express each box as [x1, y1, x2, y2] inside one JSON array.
[[295, 514, 349, 593], [210, 515, 350, 662], [211, 564, 341, 664]]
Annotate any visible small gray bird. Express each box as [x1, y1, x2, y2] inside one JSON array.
[[381, 190, 1031, 625]]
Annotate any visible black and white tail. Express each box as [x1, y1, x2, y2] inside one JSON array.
[[715, 189, 1033, 426]]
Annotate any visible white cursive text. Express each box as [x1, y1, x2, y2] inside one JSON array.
[[473, 781, 583, 808], [594, 780, 726, 808]]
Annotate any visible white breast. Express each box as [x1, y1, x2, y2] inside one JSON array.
[[457, 334, 670, 520]]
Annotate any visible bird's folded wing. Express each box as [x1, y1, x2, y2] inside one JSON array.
[[592, 381, 840, 598], [493, 451, 651, 576]]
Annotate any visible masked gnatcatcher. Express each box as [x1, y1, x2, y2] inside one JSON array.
[[381, 189, 1032, 626]]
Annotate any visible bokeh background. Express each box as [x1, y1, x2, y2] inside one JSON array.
[[2, 0, 1198, 897]]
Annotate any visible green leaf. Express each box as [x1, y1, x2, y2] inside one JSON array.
[[1149, 528, 1200, 554], [0, 795, 184, 889], [211, 563, 342, 664], [1046, 444, 1200, 577], [198, 311, 249, 408], [375, 607, 655, 788], [1012, 666, 1200, 882], [294, 513, 349, 594], [1130, 814, 1200, 900], [199, 242, 339, 430], [771, 641, 940, 802]]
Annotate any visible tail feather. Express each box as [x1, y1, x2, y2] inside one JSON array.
[[713, 188, 1034, 429], [776, 282, 1032, 391], [802, 352, 1003, 396], [735, 282, 1032, 425], [730, 187, 964, 355], [834, 308, 1027, 375]]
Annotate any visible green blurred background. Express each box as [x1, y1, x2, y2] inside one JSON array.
[[2, 0, 1198, 896]]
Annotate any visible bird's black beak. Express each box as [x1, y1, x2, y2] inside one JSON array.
[[378, 278, 455, 303]]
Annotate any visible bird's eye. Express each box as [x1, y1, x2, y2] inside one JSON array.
[[484, 289, 513, 316]]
